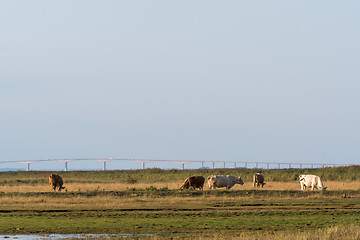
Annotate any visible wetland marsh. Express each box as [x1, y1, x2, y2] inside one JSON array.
[[0, 166, 359, 239]]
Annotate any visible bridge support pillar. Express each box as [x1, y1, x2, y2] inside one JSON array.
[[142, 162, 146, 169], [103, 161, 107, 171], [27, 163, 30, 171], [65, 162, 68, 172]]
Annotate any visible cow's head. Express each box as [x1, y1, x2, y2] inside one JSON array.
[[299, 175, 305, 182], [237, 177, 244, 185], [207, 176, 216, 182], [180, 181, 189, 189]]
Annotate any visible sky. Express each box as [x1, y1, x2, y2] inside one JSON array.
[[1, 1, 359, 170]]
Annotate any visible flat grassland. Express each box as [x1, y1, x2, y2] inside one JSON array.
[[0, 166, 359, 239]]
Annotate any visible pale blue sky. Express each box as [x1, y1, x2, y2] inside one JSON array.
[[1, 1, 359, 169]]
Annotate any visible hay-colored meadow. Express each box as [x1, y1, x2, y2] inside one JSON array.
[[0, 167, 359, 238], [1, 180, 359, 193]]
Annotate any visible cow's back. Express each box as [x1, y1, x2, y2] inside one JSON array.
[[207, 175, 226, 189], [257, 174, 264, 183], [189, 176, 205, 189], [301, 175, 316, 185], [225, 175, 242, 188], [254, 174, 264, 183], [299, 174, 325, 190], [182, 176, 205, 189], [208, 175, 243, 189], [189, 176, 205, 185], [214, 175, 228, 187], [49, 174, 63, 186]]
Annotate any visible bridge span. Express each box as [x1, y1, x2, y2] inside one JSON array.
[[0, 158, 350, 171]]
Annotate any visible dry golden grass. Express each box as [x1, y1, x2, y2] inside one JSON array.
[[0, 180, 359, 211], [254, 225, 360, 240], [242, 180, 360, 191], [1, 180, 359, 193], [148, 225, 360, 240], [0, 193, 212, 211]]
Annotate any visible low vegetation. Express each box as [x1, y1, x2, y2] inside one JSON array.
[[0, 166, 359, 239], [0, 165, 359, 185]]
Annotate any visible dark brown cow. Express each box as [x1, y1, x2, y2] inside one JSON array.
[[49, 173, 65, 191], [253, 173, 265, 188], [180, 176, 205, 190]]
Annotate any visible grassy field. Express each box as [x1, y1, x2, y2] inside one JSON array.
[[0, 166, 359, 239]]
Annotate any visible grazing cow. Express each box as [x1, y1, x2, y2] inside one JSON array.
[[299, 174, 326, 191], [180, 176, 205, 190], [207, 175, 244, 190], [253, 173, 266, 188], [49, 173, 65, 191]]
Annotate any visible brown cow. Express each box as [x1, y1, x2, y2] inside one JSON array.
[[253, 173, 265, 188], [180, 176, 205, 190], [49, 173, 65, 191]]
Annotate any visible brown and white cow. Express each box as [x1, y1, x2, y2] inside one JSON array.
[[253, 173, 266, 188], [49, 173, 65, 191], [207, 175, 244, 190], [180, 176, 205, 190]]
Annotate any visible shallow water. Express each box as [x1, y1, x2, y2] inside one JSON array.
[[0, 233, 186, 239], [0, 234, 141, 239], [0, 234, 109, 239]]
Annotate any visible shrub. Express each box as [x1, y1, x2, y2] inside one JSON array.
[[126, 175, 137, 184]]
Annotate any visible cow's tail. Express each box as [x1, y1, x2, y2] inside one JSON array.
[[317, 178, 325, 189]]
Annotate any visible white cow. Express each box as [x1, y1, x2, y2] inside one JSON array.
[[299, 175, 327, 191], [207, 175, 244, 190]]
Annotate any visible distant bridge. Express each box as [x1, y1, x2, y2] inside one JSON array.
[[0, 158, 351, 171]]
